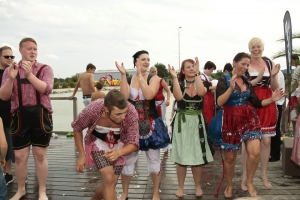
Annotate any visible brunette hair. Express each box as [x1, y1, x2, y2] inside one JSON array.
[[204, 61, 216, 70], [96, 82, 103, 90], [233, 52, 251, 63], [104, 89, 127, 111], [178, 59, 195, 82], [223, 63, 233, 72], [86, 63, 96, 71], [19, 38, 37, 48], [132, 50, 148, 67], [0, 46, 12, 56]]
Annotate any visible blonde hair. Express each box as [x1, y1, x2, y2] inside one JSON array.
[[248, 37, 264, 50], [150, 66, 157, 72]]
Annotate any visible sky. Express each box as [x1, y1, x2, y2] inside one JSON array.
[[1, 0, 300, 78]]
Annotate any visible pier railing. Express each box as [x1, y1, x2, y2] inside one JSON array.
[[50, 96, 78, 134]]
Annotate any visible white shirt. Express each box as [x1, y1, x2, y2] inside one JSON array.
[[276, 70, 285, 105]]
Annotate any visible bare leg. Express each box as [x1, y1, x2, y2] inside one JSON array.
[[9, 147, 30, 200], [191, 166, 203, 197], [224, 151, 237, 198], [92, 166, 119, 200], [4, 159, 12, 174], [151, 172, 162, 200], [119, 174, 131, 200], [259, 137, 272, 189], [241, 143, 248, 191], [245, 139, 260, 197], [176, 164, 187, 198], [284, 106, 291, 133], [32, 146, 48, 200]]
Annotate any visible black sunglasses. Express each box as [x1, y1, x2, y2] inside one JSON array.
[[3, 55, 15, 59]]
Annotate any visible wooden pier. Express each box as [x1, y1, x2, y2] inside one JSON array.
[[6, 135, 300, 200]]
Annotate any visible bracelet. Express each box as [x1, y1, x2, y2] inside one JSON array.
[[195, 72, 201, 76]]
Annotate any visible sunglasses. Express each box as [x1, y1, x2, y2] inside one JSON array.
[[2, 56, 15, 59]]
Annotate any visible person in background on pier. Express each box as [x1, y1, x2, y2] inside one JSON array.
[[91, 82, 106, 101], [270, 70, 285, 162], [283, 55, 300, 134], [0, 46, 15, 185], [72, 89, 139, 200], [68, 63, 96, 107], [0, 118, 8, 200], [223, 63, 233, 74], [149, 66, 171, 124], [291, 80, 300, 166], [168, 57, 214, 198], [200, 61, 216, 127], [210, 52, 283, 198], [115, 50, 170, 200], [242, 37, 280, 191], [0, 38, 54, 200]]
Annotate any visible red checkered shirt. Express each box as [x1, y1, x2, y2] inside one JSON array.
[[1, 60, 54, 113], [71, 99, 140, 166]]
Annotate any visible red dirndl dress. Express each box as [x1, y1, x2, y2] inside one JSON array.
[[201, 73, 215, 127]]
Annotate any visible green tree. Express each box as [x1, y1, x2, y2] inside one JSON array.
[[211, 70, 223, 80], [62, 82, 68, 88], [53, 82, 60, 89], [68, 82, 76, 88], [71, 75, 78, 83], [154, 63, 170, 78], [272, 32, 300, 59]]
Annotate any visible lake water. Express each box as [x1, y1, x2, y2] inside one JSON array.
[[50, 90, 175, 132]]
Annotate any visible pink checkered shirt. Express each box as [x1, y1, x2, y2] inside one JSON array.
[[1, 60, 54, 113], [71, 99, 140, 166]]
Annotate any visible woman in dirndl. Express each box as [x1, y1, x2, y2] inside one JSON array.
[[242, 37, 281, 190], [291, 81, 300, 166], [211, 52, 283, 198], [115, 50, 170, 200], [168, 57, 214, 198]]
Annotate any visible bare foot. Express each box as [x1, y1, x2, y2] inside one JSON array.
[[118, 193, 128, 200], [224, 186, 233, 198], [246, 183, 257, 197], [195, 185, 203, 197], [9, 190, 26, 200], [241, 181, 248, 191], [175, 188, 184, 198], [152, 192, 160, 200], [259, 174, 272, 189]]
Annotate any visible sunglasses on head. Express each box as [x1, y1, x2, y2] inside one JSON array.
[[3, 55, 15, 59]]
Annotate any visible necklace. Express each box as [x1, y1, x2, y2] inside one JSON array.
[[186, 79, 195, 84]]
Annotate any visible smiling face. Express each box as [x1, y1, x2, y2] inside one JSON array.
[[233, 57, 250, 77], [182, 61, 195, 78], [249, 42, 264, 58], [135, 53, 150, 72], [19, 41, 37, 62]]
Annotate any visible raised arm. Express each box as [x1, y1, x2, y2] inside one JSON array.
[[115, 62, 130, 99], [250, 67, 264, 86], [168, 65, 182, 101], [194, 57, 207, 97], [270, 62, 280, 91], [0, 63, 19, 101], [161, 79, 171, 106], [216, 74, 235, 107]]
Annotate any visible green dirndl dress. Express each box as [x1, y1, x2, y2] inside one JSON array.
[[170, 81, 214, 166]]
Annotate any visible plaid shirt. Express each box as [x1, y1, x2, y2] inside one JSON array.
[[1, 60, 54, 113], [71, 99, 139, 166]]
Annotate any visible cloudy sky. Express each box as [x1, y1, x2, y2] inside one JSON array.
[[1, 0, 300, 78]]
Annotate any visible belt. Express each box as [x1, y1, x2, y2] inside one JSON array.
[[83, 94, 91, 99], [177, 109, 202, 133]]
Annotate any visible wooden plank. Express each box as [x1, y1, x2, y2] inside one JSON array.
[[6, 136, 300, 200]]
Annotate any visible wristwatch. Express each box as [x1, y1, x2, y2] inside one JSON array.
[[195, 72, 201, 76]]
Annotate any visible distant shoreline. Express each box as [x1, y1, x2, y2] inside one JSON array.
[[51, 86, 121, 94]]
